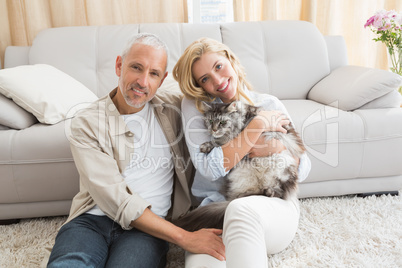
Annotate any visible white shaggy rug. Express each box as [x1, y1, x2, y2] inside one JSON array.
[[1, 194, 401, 268]]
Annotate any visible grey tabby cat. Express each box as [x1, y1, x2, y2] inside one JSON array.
[[174, 101, 306, 231]]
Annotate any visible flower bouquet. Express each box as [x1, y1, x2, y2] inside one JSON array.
[[365, 10, 402, 94]]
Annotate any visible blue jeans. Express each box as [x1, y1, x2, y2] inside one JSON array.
[[47, 214, 168, 268]]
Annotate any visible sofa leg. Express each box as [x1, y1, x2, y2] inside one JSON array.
[[357, 191, 399, 197], [0, 219, 21, 225]]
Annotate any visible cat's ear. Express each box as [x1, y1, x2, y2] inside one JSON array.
[[227, 101, 241, 113], [249, 106, 261, 114], [201, 101, 212, 111]]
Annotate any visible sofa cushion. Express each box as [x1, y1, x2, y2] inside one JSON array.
[[0, 122, 79, 203], [0, 64, 98, 124], [353, 108, 402, 178], [358, 90, 402, 109], [221, 21, 330, 99], [307, 66, 402, 111], [158, 73, 181, 94], [0, 93, 37, 129], [29, 24, 223, 97], [283, 99, 402, 183], [282, 99, 365, 183]]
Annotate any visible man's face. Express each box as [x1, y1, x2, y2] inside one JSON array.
[[115, 43, 167, 113]]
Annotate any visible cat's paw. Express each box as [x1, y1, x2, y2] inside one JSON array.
[[200, 142, 214, 153]]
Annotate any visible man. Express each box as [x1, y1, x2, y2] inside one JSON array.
[[48, 33, 225, 267]]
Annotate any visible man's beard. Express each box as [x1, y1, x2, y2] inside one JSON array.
[[124, 94, 149, 108], [121, 81, 153, 108]]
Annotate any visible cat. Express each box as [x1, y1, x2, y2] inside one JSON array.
[[174, 101, 306, 231]]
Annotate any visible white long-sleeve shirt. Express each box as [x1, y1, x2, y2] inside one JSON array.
[[181, 89, 311, 206]]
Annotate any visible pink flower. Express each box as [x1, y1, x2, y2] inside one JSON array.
[[373, 16, 384, 29], [396, 14, 402, 26], [365, 10, 402, 77], [364, 15, 375, 28], [381, 23, 392, 31], [365, 9, 402, 39], [386, 10, 398, 18]]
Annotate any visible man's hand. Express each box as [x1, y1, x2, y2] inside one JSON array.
[[131, 209, 225, 261], [179, 228, 225, 261]]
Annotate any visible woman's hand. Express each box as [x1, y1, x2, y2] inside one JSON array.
[[248, 137, 286, 158], [252, 110, 290, 133], [248, 135, 301, 169], [221, 110, 290, 171]]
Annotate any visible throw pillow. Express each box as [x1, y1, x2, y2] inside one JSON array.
[[359, 90, 402, 109], [307, 65, 402, 111], [0, 93, 38, 129], [0, 64, 98, 124]]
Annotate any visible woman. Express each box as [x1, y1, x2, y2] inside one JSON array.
[[173, 38, 311, 268]]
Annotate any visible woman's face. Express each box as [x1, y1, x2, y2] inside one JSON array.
[[191, 52, 238, 103]]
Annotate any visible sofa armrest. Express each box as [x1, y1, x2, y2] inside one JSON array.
[[4, 46, 30, 68], [307, 65, 402, 111]]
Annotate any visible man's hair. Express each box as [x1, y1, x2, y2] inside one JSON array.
[[121, 33, 169, 72]]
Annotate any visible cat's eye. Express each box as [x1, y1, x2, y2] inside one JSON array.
[[209, 120, 213, 124], [220, 120, 226, 125]]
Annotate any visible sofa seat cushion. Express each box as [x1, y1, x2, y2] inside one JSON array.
[[353, 108, 402, 178], [0, 122, 79, 203], [282, 100, 364, 145], [283, 100, 365, 183], [282, 100, 402, 184]]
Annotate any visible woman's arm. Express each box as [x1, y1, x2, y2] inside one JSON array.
[[249, 93, 311, 180], [247, 136, 287, 158], [221, 110, 289, 171], [182, 97, 228, 180], [182, 93, 311, 183], [182, 97, 289, 175], [221, 93, 311, 178]]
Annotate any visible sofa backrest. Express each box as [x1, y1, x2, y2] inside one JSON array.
[[13, 21, 338, 99]]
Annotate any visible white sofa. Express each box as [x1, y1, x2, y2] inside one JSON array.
[[1, 21, 402, 221]]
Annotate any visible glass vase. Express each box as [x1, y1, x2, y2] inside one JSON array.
[[387, 47, 402, 95]]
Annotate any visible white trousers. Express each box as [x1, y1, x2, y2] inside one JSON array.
[[185, 195, 300, 268]]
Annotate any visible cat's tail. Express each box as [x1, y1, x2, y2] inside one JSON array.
[[173, 201, 229, 232]]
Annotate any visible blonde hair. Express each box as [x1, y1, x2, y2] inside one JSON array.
[[172, 37, 253, 112]]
